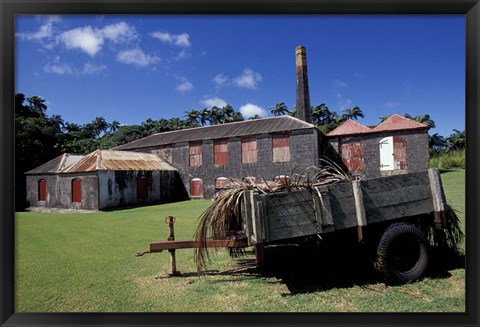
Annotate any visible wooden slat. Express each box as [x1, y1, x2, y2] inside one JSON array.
[[242, 191, 254, 246], [242, 138, 257, 164], [352, 180, 366, 226], [428, 168, 448, 228]]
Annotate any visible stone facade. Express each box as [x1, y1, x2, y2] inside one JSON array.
[[134, 128, 321, 198], [326, 129, 429, 179]]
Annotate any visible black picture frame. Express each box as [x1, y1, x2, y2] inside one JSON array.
[[1, 1, 478, 326]]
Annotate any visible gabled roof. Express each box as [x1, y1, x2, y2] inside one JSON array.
[[327, 114, 429, 137], [114, 116, 315, 150], [25, 153, 84, 175], [326, 119, 372, 137], [61, 150, 177, 173], [372, 114, 429, 132]]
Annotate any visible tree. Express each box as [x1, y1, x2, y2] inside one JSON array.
[[270, 102, 289, 116], [85, 116, 109, 138], [109, 120, 121, 133], [199, 108, 210, 126], [209, 106, 225, 124], [249, 114, 261, 120], [141, 118, 157, 136], [413, 114, 436, 129], [429, 133, 447, 149], [184, 109, 200, 126], [341, 106, 364, 121], [311, 103, 331, 126], [26, 95, 47, 117], [446, 129, 465, 151]]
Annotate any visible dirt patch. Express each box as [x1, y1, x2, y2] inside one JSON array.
[[26, 207, 99, 214]]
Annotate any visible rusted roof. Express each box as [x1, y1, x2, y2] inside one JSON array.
[[113, 116, 315, 150], [327, 114, 429, 137], [327, 119, 372, 137], [372, 114, 429, 132], [62, 150, 177, 173], [25, 153, 84, 175]]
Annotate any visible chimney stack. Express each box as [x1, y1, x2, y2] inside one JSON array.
[[295, 46, 312, 123]]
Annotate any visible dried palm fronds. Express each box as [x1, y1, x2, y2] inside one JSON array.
[[193, 159, 352, 272], [428, 205, 464, 253]]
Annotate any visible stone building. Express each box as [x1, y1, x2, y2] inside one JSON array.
[[326, 114, 430, 179], [114, 116, 322, 198], [25, 150, 183, 210]]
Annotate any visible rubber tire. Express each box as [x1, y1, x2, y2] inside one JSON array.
[[377, 223, 429, 285]]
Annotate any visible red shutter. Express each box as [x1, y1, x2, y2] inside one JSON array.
[[71, 178, 82, 203], [272, 134, 290, 162], [214, 139, 228, 165], [341, 142, 364, 172], [242, 138, 257, 164], [189, 142, 203, 167], [137, 176, 148, 201], [393, 136, 407, 170], [38, 179, 46, 201], [190, 179, 204, 198]]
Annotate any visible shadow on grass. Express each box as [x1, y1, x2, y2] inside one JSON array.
[[172, 243, 465, 295]]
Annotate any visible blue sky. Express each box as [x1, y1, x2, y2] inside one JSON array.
[[15, 15, 464, 137]]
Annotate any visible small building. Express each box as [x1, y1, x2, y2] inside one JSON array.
[[25, 150, 184, 210], [114, 115, 323, 198], [326, 114, 430, 179]]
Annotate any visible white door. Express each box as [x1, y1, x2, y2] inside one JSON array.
[[379, 136, 394, 171]]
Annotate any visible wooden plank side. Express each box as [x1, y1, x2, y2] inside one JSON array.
[[365, 199, 434, 223], [428, 168, 448, 228], [264, 190, 318, 242], [242, 191, 254, 246]]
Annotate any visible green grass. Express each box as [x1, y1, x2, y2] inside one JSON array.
[[429, 149, 465, 170], [16, 170, 465, 312]]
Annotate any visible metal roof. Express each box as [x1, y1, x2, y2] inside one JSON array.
[[62, 150, 177, 173], [372, 114, 429, 133], [326, 119, 372, 137], [327, 114, 429, 137], [113, 116, 315, 150], [25, 153, 84, 175]]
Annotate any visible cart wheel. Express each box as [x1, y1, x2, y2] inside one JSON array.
[[376, 223, 429, 285]]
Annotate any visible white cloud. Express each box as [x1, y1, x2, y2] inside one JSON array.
[[212, 74, 229, 87], [200, 97, 228, 108], [43, 59, 107, 76], [43, 62, 74, 75], [175, 49, 189, 61], [333, 79, 348, 88], [176, 81, 194, 93], [16, 22, 54, 41], [239, 103, 266, 117], [233, 69, 262, 89], [116, 48, 159, 67], [384, 101, 401, 109], [99, 22, 137, 43], [58, 26, 104, 56], [151, 31, 191, 47], [57, 22, 137, 56]]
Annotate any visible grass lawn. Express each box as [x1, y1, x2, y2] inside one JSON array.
[[15, 169, 465, 312]]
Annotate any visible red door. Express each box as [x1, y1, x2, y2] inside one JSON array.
[[137, 176, 148, 201], [38, 179, 46, 201], [71, 178, 82, 203]]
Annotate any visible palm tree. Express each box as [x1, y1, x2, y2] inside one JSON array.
[[109, 120, 121, 133], [270, 102, 289, 116], [288, 109, 297, 117], [413, 114, 436, 129], [429, 133, 447, 149], [446, 129, 466, 150], [379, 116, 389, 122], [210, 106, 225, 124], [249, 114, 261, 120], [230, 111, 244, 122], [199, 108, 210, 126], [49, 114, 65, 130], [88, 116, 108, 138], [184, 109, 200, 126], [341, 106, 364, 121], [311, 103, 331, 126], [27, 96, 47, 117], [142, 118, 156, 135]]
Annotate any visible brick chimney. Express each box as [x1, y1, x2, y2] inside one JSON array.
[[295, 46, 312, 123]]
